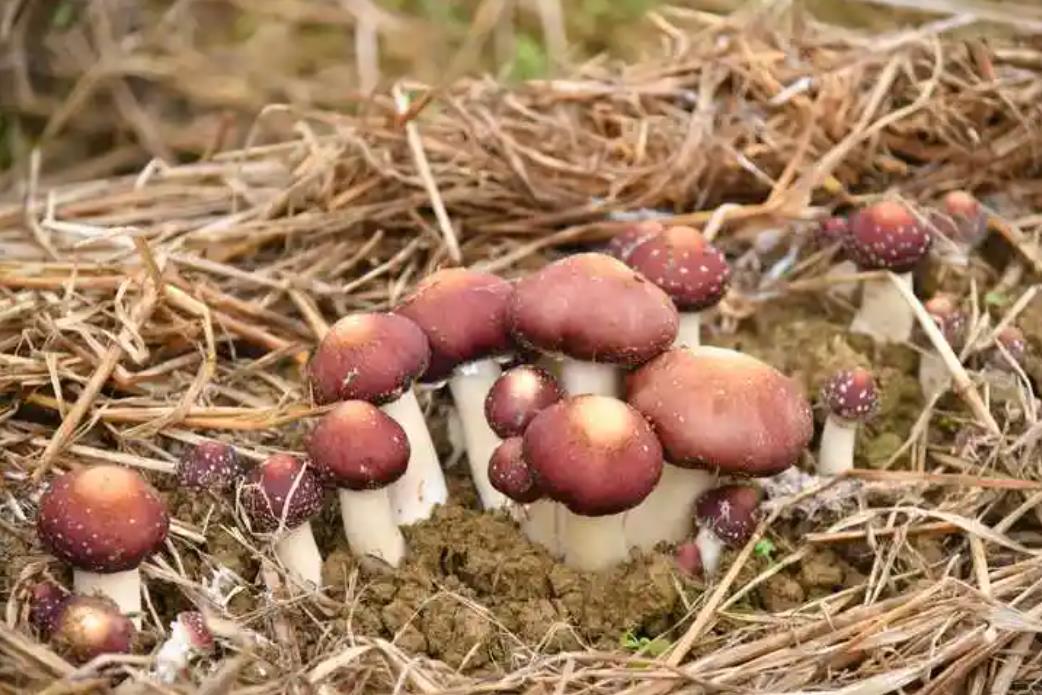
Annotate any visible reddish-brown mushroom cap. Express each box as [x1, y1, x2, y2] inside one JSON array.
[[990, 326, 1027, 370], [695, 484, 763, 547], [925, 294, 967, 349], [307, 401, 409, 491], [815, 216, 850, 249], [37, 466, 170, 573], [522, 395, 663, 516], [484, 365, 563, 438], [241, 454, 324, 533], [606, 220, 663, 262], [177, 441, 242, 491], [309, 313, 430, 405], [674, 540, 704, 578], [626, 347, 813, 477], [488, 437, 541, 504], [626, 226, 731, 311], [845, 201, 931, 272], [509, 253, 678, 366], [51, 595, 135, 664], [821, 368, 878, 422], [931, 190, 987, 247], [395, 268, 515, 382], [177, 611, 215, 653], [29, 580, 67, 637]]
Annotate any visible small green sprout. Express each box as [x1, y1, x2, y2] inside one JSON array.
[[620, 629, 671, 657], [985, 291, 1008, 307], [754, 538, 776, 562]]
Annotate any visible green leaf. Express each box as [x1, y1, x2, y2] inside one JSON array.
[[51, 0, 78, 30], [510, 33, 549, 81], [985, 291, 1007, 307], [754, 538, 776, 561]]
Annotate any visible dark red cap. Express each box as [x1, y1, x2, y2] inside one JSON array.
[[695, 484, 762, 547], [177, 441, 242, 491], [821, 367, 878, 422], [606, 220, 663, 262], [29, 580, 67, 637], [177, 611, 215, 653], [845, 200, 931, 272], [37, 466, 170, 573], [395, 268, 514, 382], [241, 454, 324, 533], [307, 401, 409, 491], [924, 293, 967, 348], [51, 595, 135, 664], [484, 365, 563, 438], [627, 347, 812, 477], [309, 313, 430, 405], [626, 226, 731, 311], [522, 395, 662, 516], [815, 216, 850, 249], [990, 326, 1027, 370], [509, 253, 678, 366], [931, 190, 987, 248], [488, 437, 542, 504], [674, 541, 704, 578]]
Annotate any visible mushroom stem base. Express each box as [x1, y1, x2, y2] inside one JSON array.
[[850, 272, 914, 343], [563, 512, 628, 572], [74, 569, 141, 627], [449, 359, 508, 510], [559, 358, 619, 397], [521, 499, 563, 557], [624, 466, 715, 551], [818, 415, 857, 476], [694, 527, 726, 577], [384, 389, 447, 525], [675, 312, 702, 348], [339, 488, 405, 567], [274, 522, 323, 588], [919, 351, 951, 399]]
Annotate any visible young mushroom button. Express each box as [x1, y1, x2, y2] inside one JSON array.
[[692, 484, 764, 576], [485, 365, 564, 439], [930, 190, 987, 264], [919, 294, 967, 398], [50, 595, 135, 665], [488, 427, 562, 556], [818, 368, 878, 476], [606, 220, 663, 262], [36, 465, 169, 624], [177, 440, 242, 491]]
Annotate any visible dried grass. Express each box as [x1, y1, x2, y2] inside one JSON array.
[[2, 3, 1042, 693]]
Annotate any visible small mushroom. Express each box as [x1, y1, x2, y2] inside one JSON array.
[[29, 580, 67, 637], [241, 454, 325, 587], [509, 253, 678, 397], [624, 346, 812, 550], [307, 401, 409, 567], [176, 440, 242, 491], [845, 200, 931, 343], [919, 294, 967, 398], [484, 365, 564, 439], [309, 312, 445, 525], [818, 368, 879, 476], [50, 595, 135, 664], [488, 437, 560, 555], [396, 268, 515, 511], [606, 220, 663, 262], [674, 540, 704, 578], [625, 225, 731, 348], [523, 395, 663, 571], [154, 610, 215, 683], [930, 190, 988, 266], [37, 465, 169, 624], [693, 484, 763, 576]]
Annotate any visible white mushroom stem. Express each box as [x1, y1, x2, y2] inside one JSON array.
[[850, 272, 915, 343], [624, 466, 715, 551], [448, 359, 508, 510], [694, 526, 726, 577], [273, 522, 323, 588], [918, 350, 951, 399], [154, 618, 201, 684], [674, 312, 702, 348], [338, 488, 405, 567], [383, 389, 447, 524], [558, 357, 619, 397], [817, 414, 858, 476], [562, 511, 629, 572], [74, 569, 141, 626], [520, 500, 564, 557]]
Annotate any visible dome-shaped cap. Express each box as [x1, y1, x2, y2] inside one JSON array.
[[484, 365, 563, 438], [509, 253, 678, 366], [924, 293, 967, 349], [606, 221, 663, 262], [522, 395, 662, 516], [51, 595, 135, 664], [177, 441, 242, 491], [177, 611, 215, 653], [931, 190, 987, 248], [845, 200, 931, 272], [309, 313, 430, 405], [396, 268, 514, 382], [674, 541, 704, 578], [626, 226, 731, 311], [695, 484, 762, 547], [29, 581, 66, 637], [37, 466, 170, 573], [626, 346, 812, 477], [241, 454, 324, 533], [307, 401, 409, 491], [488, 437, 541, 504], [821, 367, 878, 422]]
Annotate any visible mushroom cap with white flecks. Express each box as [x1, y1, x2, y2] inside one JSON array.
[[177, 611, 215, 652], [37, 465, 170, 574], [821, 367, 879, 422], [625, 226, 731, 311], [240, 454, 324, 534], [845, 200, 931, 272], [695, 484, 763, 547], [606, 220, 664, 262], [488, 437, 542, 504], [51, 595, 135, 664], [307, 400, 410, 491], [815, 216, 850, 249], [177, 440, 242, 491]]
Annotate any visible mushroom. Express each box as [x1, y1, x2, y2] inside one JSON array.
[[692, 484, 763, 577], [29, 580, 67, 637], [240, 454, 325, 588], [845, 200, 931, 343], [674, 540, 703, 578], [918, 294, 966, 398], [487, 436, 560, 555], [50, 595, 135, 664], [155, 610, 215, 683], [309, 312, 445, 524], [176, 440, 242, 491], [606, 220, 663, 262], [37, 465, 169, 623], [929, 190, 988, 266], [523, 395, 663, 571], [509, 253, 678, 397], [625, 225, 730, 348], [396, 268, 514, 510], [307, 401, 408, 567], [625, 346, 812, 551], [818, 368, 879, 476]]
